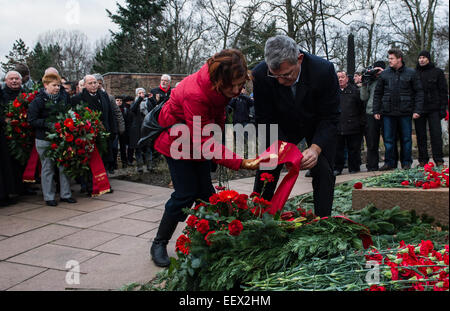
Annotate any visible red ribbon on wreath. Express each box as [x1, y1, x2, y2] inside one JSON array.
[[89, 145, 111, 196], [22, 144, 40, 183]]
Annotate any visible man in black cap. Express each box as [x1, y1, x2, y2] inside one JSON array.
[[360, 61, 385, 171], [414, 50, 448, 167]]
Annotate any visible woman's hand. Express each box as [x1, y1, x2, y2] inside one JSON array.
[[240, 158, 260, 170]]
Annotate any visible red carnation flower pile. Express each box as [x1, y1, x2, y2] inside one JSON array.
[[364, 240, 449, 291], [396, 162, 449, 189]]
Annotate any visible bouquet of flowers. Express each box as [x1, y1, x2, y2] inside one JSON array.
[[44, 104, 110, 180], [4, 91, 38, 165]]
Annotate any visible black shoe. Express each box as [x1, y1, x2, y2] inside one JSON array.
[[46, 200, 58, 206], [0, 196, 18, 207], [60, 197, 77, 204], [150, 212, 178, 267], [304, 170, 312, 177], [367, 167, 378, 172], [107, 188, 114, 194], [333, 170, 342, 176], [379, 164, 395, 171], [150, 241, 171, 267]]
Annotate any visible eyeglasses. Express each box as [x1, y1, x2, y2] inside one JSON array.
[[267, 68, 297, 80]]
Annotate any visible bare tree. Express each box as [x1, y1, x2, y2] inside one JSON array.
[[37, 29, 93, 80]]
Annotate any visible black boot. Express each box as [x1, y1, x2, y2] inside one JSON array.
[[150, 212, 179, 267]]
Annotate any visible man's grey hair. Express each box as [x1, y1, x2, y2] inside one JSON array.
[[93, 73, 104, 83], [161, 74, 171, 82], [5, 71, 22, 80], [45, 67, 59, 75], [264, 35, 300, 70]]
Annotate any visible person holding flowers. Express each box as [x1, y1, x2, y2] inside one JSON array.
[[28, 73, 77, 206], [147, 49, 261, 267]]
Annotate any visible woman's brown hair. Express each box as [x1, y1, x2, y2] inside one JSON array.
[[207, 49, 249, 92], [42, 73, 62, 85]]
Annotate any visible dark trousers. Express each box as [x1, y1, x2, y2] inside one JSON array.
[[335, 133, 362, 172], [414, 111, 444, 164], [253, 152, 335, 217], [118, 134, 129, 165], [365, 114, 382, 170], [165, 156, 215, 222]]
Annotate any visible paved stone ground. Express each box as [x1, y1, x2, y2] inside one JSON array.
[[0, 158, 446, 291]]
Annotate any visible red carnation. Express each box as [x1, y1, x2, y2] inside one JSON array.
[[10, 119, 19, 126], [14, 127, 21, 134], [353, 182, 363, 189], [401, 180, 409, 186], [260, 172, 275, 183], [64, 118, 74, 128], [365, 285, 386, 291], [228, 219, 243, 236], [65, 133, 74, 142], [77, 149, 86, 155], [6, 112, 13, 118], [196, 219, 210, 234], [175, 234, 191, 255], [186, 215, 198, 228], [281, 211, 295, 221], [75, 138, 83, 145], [51, 143, 58, 150], [218, 190, 239, 203], [13, 99, 21, 108], [234, 194, 248, 210]]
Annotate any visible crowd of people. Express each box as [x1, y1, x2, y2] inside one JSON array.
[[0, 37, 448, 267]]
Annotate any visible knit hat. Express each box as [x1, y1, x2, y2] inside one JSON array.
[[372, 61, 386, 69], [418, 50, 431, 61]]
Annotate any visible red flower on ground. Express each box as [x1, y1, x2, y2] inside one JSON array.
[[365, 284, 386, 291], [175, 234, 191, 255], [401, 180, 409, 186], [196, 219, 210, 234], [228, 219, 243, 236], [353, 182, 363, 189], [281, 211, 295, 221], [260, 173, 275, 183]]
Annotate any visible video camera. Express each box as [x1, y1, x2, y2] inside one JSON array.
[[361, 66, 381, 84]]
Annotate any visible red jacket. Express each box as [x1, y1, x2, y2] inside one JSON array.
[[154, 63, 243, 170]]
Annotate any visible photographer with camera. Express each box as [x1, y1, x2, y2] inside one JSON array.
[[360, 61, 385, 171]]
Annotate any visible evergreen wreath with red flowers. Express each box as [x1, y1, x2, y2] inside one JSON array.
[[4, 91, 38, 165], [44, 103, 110, 180]]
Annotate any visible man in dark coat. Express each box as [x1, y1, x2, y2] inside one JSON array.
[[414, 50, 448, 167], [334, 71, 365, 175], [252, 35, 340, 217], [373, 48, 424, 170], [71, 75, 117, 193], [227, 86, 254, 126], [150, 74, 172, 105], [0, 71, 36, 198]]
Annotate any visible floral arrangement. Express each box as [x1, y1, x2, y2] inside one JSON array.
[[44, 104, 110, 180], [3, 91, 38, 165]]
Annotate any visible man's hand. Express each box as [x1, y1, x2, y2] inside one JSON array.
[[301, 144, 321, 170], [374, 114, 381, 120], [413, 113, 420, 119]]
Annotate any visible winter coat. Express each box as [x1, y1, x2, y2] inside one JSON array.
[[227, 94, 254, 125], [415, 62, 448, 117], [28, 90, 71, 140], [337, 84, 365, 135], [107, 93, 125, 135], [150, 86, 171, 105], [0, 85, 25, 123], [128, 97, 146, 149], [154, 63, 243, 170], [373, 63, 424, 117], [71, 88, 118, 135]]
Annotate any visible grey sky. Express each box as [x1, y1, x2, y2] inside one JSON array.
[[0, 0, 125, 64]]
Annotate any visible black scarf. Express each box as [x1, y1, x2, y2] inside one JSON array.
[[81, 88, 103, 112]]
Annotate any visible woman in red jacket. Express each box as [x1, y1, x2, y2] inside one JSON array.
[[151, 49, 260, 267]]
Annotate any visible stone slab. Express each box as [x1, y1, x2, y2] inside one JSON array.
[[57, 204, 144, 228], [0, 224, 80, 260], [0, 202, 43, 216], [123, 208, 164, 223], [89, 218, 159, 236], [7, 269, 70, 291], [52, 229, 119, 250], [12, 206, 85, 223], [92, 190, 147, 204], [7, 244, 99, 271], [59, 198, 119, 213], [93, 235, 150, 255], [0, 261, 46, 290], [0, 215, 48, 237], [352, 187, 449, 225]]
